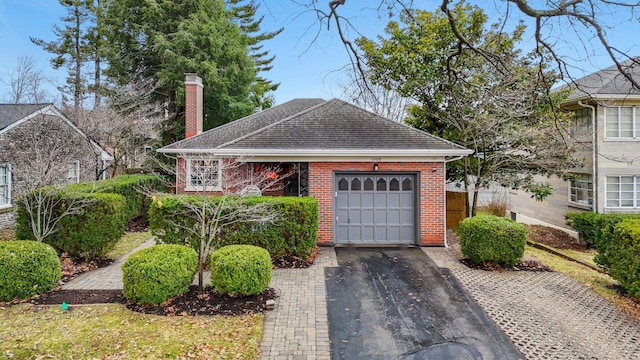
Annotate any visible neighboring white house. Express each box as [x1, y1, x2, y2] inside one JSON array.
[[0, 103, 113, 228], [508, 58, 640, 235]]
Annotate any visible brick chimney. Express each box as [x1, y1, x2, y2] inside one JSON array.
[[184, 73, 203, 139]]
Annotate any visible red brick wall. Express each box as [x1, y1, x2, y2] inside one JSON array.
[[185, 76, 203, 139], [176, 158, 446, 247], [309, 161, 446, 246]]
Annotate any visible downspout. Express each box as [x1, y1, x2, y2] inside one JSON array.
[[442, 155, 464, 248], [578, 100, 597, 213]]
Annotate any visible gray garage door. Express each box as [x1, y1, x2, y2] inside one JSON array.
[[335, 173, 416, 245]]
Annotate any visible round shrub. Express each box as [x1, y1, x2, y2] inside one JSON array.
[[0, 241, 61, 301], [122, 244, 197, 305], [456, 215, 527, 267], [210, 245, 272, 297]]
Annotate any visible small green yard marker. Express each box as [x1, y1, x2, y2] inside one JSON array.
[[61, 302, 69, 310]]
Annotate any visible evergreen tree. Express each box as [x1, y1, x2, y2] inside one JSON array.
[[104, 0, 259, 144], [31, 0, 94, 111], [228, 0, 283, 109]]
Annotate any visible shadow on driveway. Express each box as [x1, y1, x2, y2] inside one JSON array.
[[326, 248, 523, 360]]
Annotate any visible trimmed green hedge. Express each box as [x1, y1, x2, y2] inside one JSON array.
[[65, 174, 167, 223], [122, 244, 198, 305], [15, 175, 166, 258], [456, 215, 527, 267], [0, 241, 61, 301], [210, 245, 272, 297], [149, 195, 318, 259], [566, 212, 640, 248], [16, 191, 127, 258], [597, 219, 640, 298]]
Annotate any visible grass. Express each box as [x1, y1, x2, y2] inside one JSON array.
[[0, 304, 263, 359], [525, 246, 640, 320], [104, 231, 153, 260]]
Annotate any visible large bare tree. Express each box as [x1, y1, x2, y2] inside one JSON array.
[[2, 56, 52, 104], [311, 0, 640, 93], [65, 78, 164, 176]]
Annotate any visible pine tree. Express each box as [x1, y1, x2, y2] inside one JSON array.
[[228, 0, 282, 109]]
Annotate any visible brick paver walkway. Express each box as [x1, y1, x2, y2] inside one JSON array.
[[61, 238, 640, 359], [259, 247, 338, 360], [61, 239, 155, 290]]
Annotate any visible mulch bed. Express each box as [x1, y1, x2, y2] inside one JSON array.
[[29, 286, 278, 317], [30, 290, 126, 305], [21, 249, 312, 316], [128, 286, 277, 316], [460, 258, 552, 272], [527, 225, 587, 251]]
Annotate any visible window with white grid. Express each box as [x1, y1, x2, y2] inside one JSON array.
[[0, 164, 11, 207], [569, 173, 593, 206], [605, 106, 639, 139], [187, 159, 221, 191], [606, 176, 640, 208]]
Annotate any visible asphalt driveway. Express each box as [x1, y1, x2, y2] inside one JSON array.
[[325, 248, 523, 360]]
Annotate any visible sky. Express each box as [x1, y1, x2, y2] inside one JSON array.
[[0, 0, 638, 106]]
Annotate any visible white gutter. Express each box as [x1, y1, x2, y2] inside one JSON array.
[[157, 148, 473, 157]]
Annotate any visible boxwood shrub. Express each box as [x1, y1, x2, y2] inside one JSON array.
[[16, 191, 127, 258], [456, 215, 527, 267], [596, 218, 640, 298], [566, 212, 640, 248], [210, 245, 272, 297], [65, 174, 167, 223], [122, 244, 197, 305], [149, 195, 318, 259], [0, 241, 61, 301], [15, 175, 166, 259]]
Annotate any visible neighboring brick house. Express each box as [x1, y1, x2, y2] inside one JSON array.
[[0, 103, 113, 227], [158, 74, 472, 246], [508, 58, 640, 234]]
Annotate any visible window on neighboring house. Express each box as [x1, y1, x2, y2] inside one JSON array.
[[605, 106, 639, 139], [67, 160, 80, 183], [574, 108, 593, 138], [606, 176, 640, 208], [569, 173, 593, 206], [0, 164, 11, 207], [187, 159, 221, 190]]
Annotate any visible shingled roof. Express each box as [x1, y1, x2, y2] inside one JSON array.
[[0, 103, 50, 131], [564, 57, 640, 102], [159, 98, 471, 157]]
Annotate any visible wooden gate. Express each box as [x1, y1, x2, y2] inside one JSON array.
[[446, 191, 467, 229]]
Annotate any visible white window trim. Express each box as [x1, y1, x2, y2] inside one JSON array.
[[605, 175, 640, 209], [568, 173, 593, 209], [67, 160, 80, 183], [604, 106, 639, 140], [0, 163, 11, 208], [184, 158, 222, 192]]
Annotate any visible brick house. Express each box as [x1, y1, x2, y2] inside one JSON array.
[[157, 74, 472, 246]]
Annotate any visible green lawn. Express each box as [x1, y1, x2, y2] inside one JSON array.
[[0, 229, 265, 359], [0, 304, 263, 359]]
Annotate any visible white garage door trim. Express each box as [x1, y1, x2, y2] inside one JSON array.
[[334, 172, 417, 245]]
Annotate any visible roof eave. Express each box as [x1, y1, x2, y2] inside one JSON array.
[[157, 148, 473, 157]]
